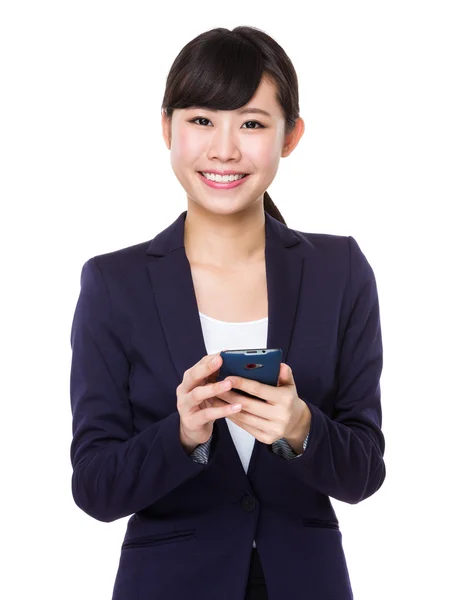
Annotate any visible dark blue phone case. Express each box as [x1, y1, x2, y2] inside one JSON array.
[[217, 348, 282, 401]]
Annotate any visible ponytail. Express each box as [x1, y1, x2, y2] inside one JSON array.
[[263, 191, 286, 226]]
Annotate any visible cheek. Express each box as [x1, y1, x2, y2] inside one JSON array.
[[247, 138, 280, 167], [171, 130, 199, 164]]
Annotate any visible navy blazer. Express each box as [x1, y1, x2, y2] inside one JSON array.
[[69, 209, 386, 600]]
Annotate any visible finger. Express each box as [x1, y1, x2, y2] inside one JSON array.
[[193, 397, 243, 428], [226, 377, 278, 405], [226, 404, 271, 430], [188, 378, 232, 410], [181, 353, 222, 396], [205, 354, 223, 384], [206, 402, 244, 420], [277, 362, 294, 386], [216, 390, 270, 418], [227, 413, 269, 439]]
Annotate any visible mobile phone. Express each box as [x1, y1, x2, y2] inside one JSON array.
[[217, 348, 282, 401]]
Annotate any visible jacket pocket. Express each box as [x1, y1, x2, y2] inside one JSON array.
[[122, 529, 196, 550], [302, 518, 339, 530]]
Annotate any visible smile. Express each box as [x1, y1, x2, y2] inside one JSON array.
[[197, 172, 250, 189]]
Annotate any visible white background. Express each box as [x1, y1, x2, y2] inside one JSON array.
[[1, 1, 463, 598]]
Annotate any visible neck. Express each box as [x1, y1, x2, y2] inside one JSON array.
[[184, 200, 266, 269]]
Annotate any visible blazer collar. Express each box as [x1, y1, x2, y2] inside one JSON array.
[[146, 209, 300, 256], [145, 210, 303, 477]]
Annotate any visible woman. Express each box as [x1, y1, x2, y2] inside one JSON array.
[[70, 26, 386, 600]]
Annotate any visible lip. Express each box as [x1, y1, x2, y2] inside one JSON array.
[[200, 170, 249, 175], [197, 172, 250, 189]]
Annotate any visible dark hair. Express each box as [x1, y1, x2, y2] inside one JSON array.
[[161, 26, 301, 226]]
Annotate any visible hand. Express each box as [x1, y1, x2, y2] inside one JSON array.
[[213, 363, 311, 446], [176, 353, 243, 450]]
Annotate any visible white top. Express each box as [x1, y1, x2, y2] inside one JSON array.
[[198, 311, 269, 549]]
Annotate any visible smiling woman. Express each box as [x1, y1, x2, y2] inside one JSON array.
[[69, 24, 385, 600]]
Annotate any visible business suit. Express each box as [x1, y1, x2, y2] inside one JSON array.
[[69, 209, 386, 599]]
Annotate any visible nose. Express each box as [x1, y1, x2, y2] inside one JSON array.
[[207, 127, 241, 163]]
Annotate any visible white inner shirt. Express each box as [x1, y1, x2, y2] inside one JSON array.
[[199, 311, 269, 549]]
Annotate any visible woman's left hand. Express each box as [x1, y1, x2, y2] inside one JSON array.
[[213, 362, 311, 445]]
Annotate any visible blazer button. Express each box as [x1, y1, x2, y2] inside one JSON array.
[[241, 495, 256, 512]]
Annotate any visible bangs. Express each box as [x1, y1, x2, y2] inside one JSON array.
[[165, 31, 266, 112]]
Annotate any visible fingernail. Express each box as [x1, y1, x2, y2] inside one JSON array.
[[231, 404, 242, 411], [211, 356, 220, 366]]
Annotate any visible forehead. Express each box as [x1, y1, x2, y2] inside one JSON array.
[[239, 76, 279, 113], [182, 76, 282, 118]]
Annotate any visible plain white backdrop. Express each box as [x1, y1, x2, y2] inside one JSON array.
[[1, 1, 463, 598]]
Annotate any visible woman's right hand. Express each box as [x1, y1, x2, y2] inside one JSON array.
[[177, 353, 243, 452]]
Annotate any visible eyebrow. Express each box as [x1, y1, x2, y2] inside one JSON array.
[[189, 106, 272, 118]]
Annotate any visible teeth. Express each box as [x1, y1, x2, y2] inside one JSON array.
[[201, 172, 247, 183]]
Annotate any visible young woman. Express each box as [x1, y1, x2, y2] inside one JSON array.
[[70, 26, 386, 600]]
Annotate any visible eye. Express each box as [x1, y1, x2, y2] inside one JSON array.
[[189, 117, 265, 129], [190, 117, 211, 127], [243, 121, 265, 129]]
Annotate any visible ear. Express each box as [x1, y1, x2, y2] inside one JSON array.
[[161, 109, 172, 150], [282, 117, 305, 157]]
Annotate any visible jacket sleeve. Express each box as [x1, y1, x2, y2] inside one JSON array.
[[190, 431, 311, 464], [272, 431, 310, 459], [70, 257, 208, 523], [189, 434, 213, 463], [281, 236, 386, 504]]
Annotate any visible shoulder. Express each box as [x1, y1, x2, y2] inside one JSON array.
[[288, 224, 350, 261], [287, 225, 376, 285], [95, 238, 151, 265], [79, 238, 152, 284]]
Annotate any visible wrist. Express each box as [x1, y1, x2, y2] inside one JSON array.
[[285, 401, 311, 454], [179, 425, 199, 455]]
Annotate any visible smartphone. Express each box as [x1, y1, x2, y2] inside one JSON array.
[[217, 348, 282, 401]]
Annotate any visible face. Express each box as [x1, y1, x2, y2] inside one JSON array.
[[162, 75, 304, 216]]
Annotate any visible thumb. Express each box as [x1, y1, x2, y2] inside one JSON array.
[[278, 362, 294, 385]]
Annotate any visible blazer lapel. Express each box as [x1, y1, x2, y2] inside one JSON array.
[[145, 210, 303, 476]]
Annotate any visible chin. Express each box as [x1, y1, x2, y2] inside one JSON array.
[[190, 198, 263, 218]]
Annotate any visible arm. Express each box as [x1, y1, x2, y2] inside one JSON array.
[[276, 236, 386, 504], [70, 258, 208, 523]]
